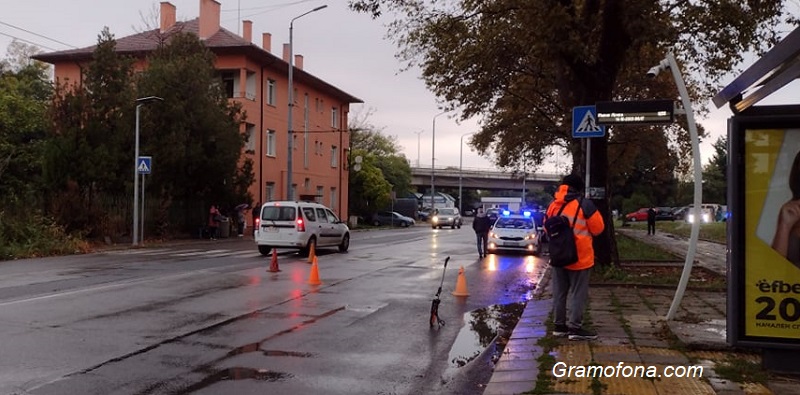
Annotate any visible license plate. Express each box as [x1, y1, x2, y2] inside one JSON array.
[[504, 242, 517, 247], [266, 227, 278, 233]]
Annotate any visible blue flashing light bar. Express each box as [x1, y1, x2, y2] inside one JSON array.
[[523, 211, 531, 217], [502, 210, 510, 216]]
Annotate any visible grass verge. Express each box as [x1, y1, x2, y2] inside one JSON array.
[[617, 220, 727, 244]]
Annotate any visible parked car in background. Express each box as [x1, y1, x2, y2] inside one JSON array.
[[417, 207, 432, 222], [672, 206, 689, 221], [625, 208, 650, 222], [431, 207, 462, 229], [656, 207, 675, 221], [371, 211, 415, 227], [625, 207, 674, 222], [254, 201, 350, 256]]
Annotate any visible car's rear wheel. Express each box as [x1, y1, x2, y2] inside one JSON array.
[[629, 217, 637, 222], [258, 245, 271, 256], [338, 233, 350, 252], [401, 221, 409, 228], [301, 237, 316, 257]]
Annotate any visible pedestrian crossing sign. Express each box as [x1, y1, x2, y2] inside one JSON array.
[[572, 106, 605, 138], [137, 156, 152, 174]]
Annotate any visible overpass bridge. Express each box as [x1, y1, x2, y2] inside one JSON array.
[[410, 166, 562, 191]]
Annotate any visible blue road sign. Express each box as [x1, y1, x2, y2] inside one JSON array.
[[572, 106, 605, 138], [137, 156, 152, 174]]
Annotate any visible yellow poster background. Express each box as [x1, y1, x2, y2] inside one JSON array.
[[745, 129, 800, 339]]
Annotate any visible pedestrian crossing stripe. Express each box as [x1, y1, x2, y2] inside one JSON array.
[[103, 248, 261, 259], [576, 111, 602, 132]]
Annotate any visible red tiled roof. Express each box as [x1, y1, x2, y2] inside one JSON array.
[[33, 19, 362, 104]]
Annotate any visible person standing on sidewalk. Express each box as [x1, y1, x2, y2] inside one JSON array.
[[472, 207, 492, 258], [208, 204, 221, 240], [647, 206, 657, 235], [546, 174, 605, 341]]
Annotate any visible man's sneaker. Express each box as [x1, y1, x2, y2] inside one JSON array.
[[568, 328, 598, 341], [553, 324, 569, 337]]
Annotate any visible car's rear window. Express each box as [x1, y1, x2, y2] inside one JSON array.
[[261, 206, 296, 221], [494, 217, 533, 229]]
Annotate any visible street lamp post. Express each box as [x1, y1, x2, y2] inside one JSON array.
[[647, 53, 702, 321], [430, 111, 446, 210], [414, 130, 424, 167], [132, 96, 163, 246], [287, 4, 327, 200], [459, 132, 474, 214]]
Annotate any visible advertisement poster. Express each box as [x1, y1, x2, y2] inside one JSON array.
[[745, 128, 800, 339]]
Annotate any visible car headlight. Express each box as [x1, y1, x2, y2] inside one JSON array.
[[432, 216, 439, 222], [490, 232, 498, 238], [525, 233, 536, 240]]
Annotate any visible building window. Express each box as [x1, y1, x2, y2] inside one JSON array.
[[330, 187, 337, 210], [331, 107, 338, 128], [266, 129, 276, 157], [266, 182, 275, 202], [330, 145, 338, 167], [304, 178, 310, 190], [266, 79, 276, 106], [245, 124, 255, 153], [220, 71, 235, 98], [245, 71, 256, 100], [290, 184, 297, 200], [316, 186, 324, 203], [315, 97, 320, 112]]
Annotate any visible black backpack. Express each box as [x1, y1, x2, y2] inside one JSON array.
[[544, 199, 582, 267]]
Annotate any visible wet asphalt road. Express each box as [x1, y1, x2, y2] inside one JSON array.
[[0, 224, 547, 395]]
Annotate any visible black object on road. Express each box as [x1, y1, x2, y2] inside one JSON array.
[[430, 256, 450, 328]]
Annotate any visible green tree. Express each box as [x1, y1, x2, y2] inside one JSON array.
[[349, 0, 794, 264], [45, 27, 136, 235], [348, 149, 392, 216], [136, 32, 252, 231], [348, 109, 412, 215], [703, 136, 728, 204]]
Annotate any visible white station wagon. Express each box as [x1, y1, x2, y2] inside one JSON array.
[[254, 201, 350, 256]]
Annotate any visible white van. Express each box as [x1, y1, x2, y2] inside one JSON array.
[[685, 204, 723, 224], [254, 201, 350, 256]]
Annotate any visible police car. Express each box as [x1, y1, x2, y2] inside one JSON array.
[[487, 210, 539, 255]]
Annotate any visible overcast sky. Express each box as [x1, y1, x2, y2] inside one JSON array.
[[2, 0, 799, 174]]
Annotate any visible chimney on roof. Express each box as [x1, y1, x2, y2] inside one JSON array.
[[262, 33, 272, 52], [282, 43, 290, 63], [199, 0, 221, 40], [242, 20, 252, 42], [160, 2, 176, 33], [294, 55, 304, 70]]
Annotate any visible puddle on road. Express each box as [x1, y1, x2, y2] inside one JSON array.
[[448, 302, 526, 368], [174, 368, 292, 394]]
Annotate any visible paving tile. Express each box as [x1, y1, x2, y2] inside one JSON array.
[[494, 358, 539, 372], [632, 338, 669, 348], [652, 374, 717, 395], [503, 340, 542, 353], [490, 369, 539, 383], [482, 381, 537, 395]]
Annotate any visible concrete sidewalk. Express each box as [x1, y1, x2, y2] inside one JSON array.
[[483, 229, 800, 395]]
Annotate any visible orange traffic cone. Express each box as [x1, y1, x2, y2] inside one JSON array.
[[307, 242, 316, 263], [452, 266, 469, 296], [268, 248, 281, 272], [307, 255, 322, 285]]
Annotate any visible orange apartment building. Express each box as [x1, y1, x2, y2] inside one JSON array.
[[33, 0, 362, 221]]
